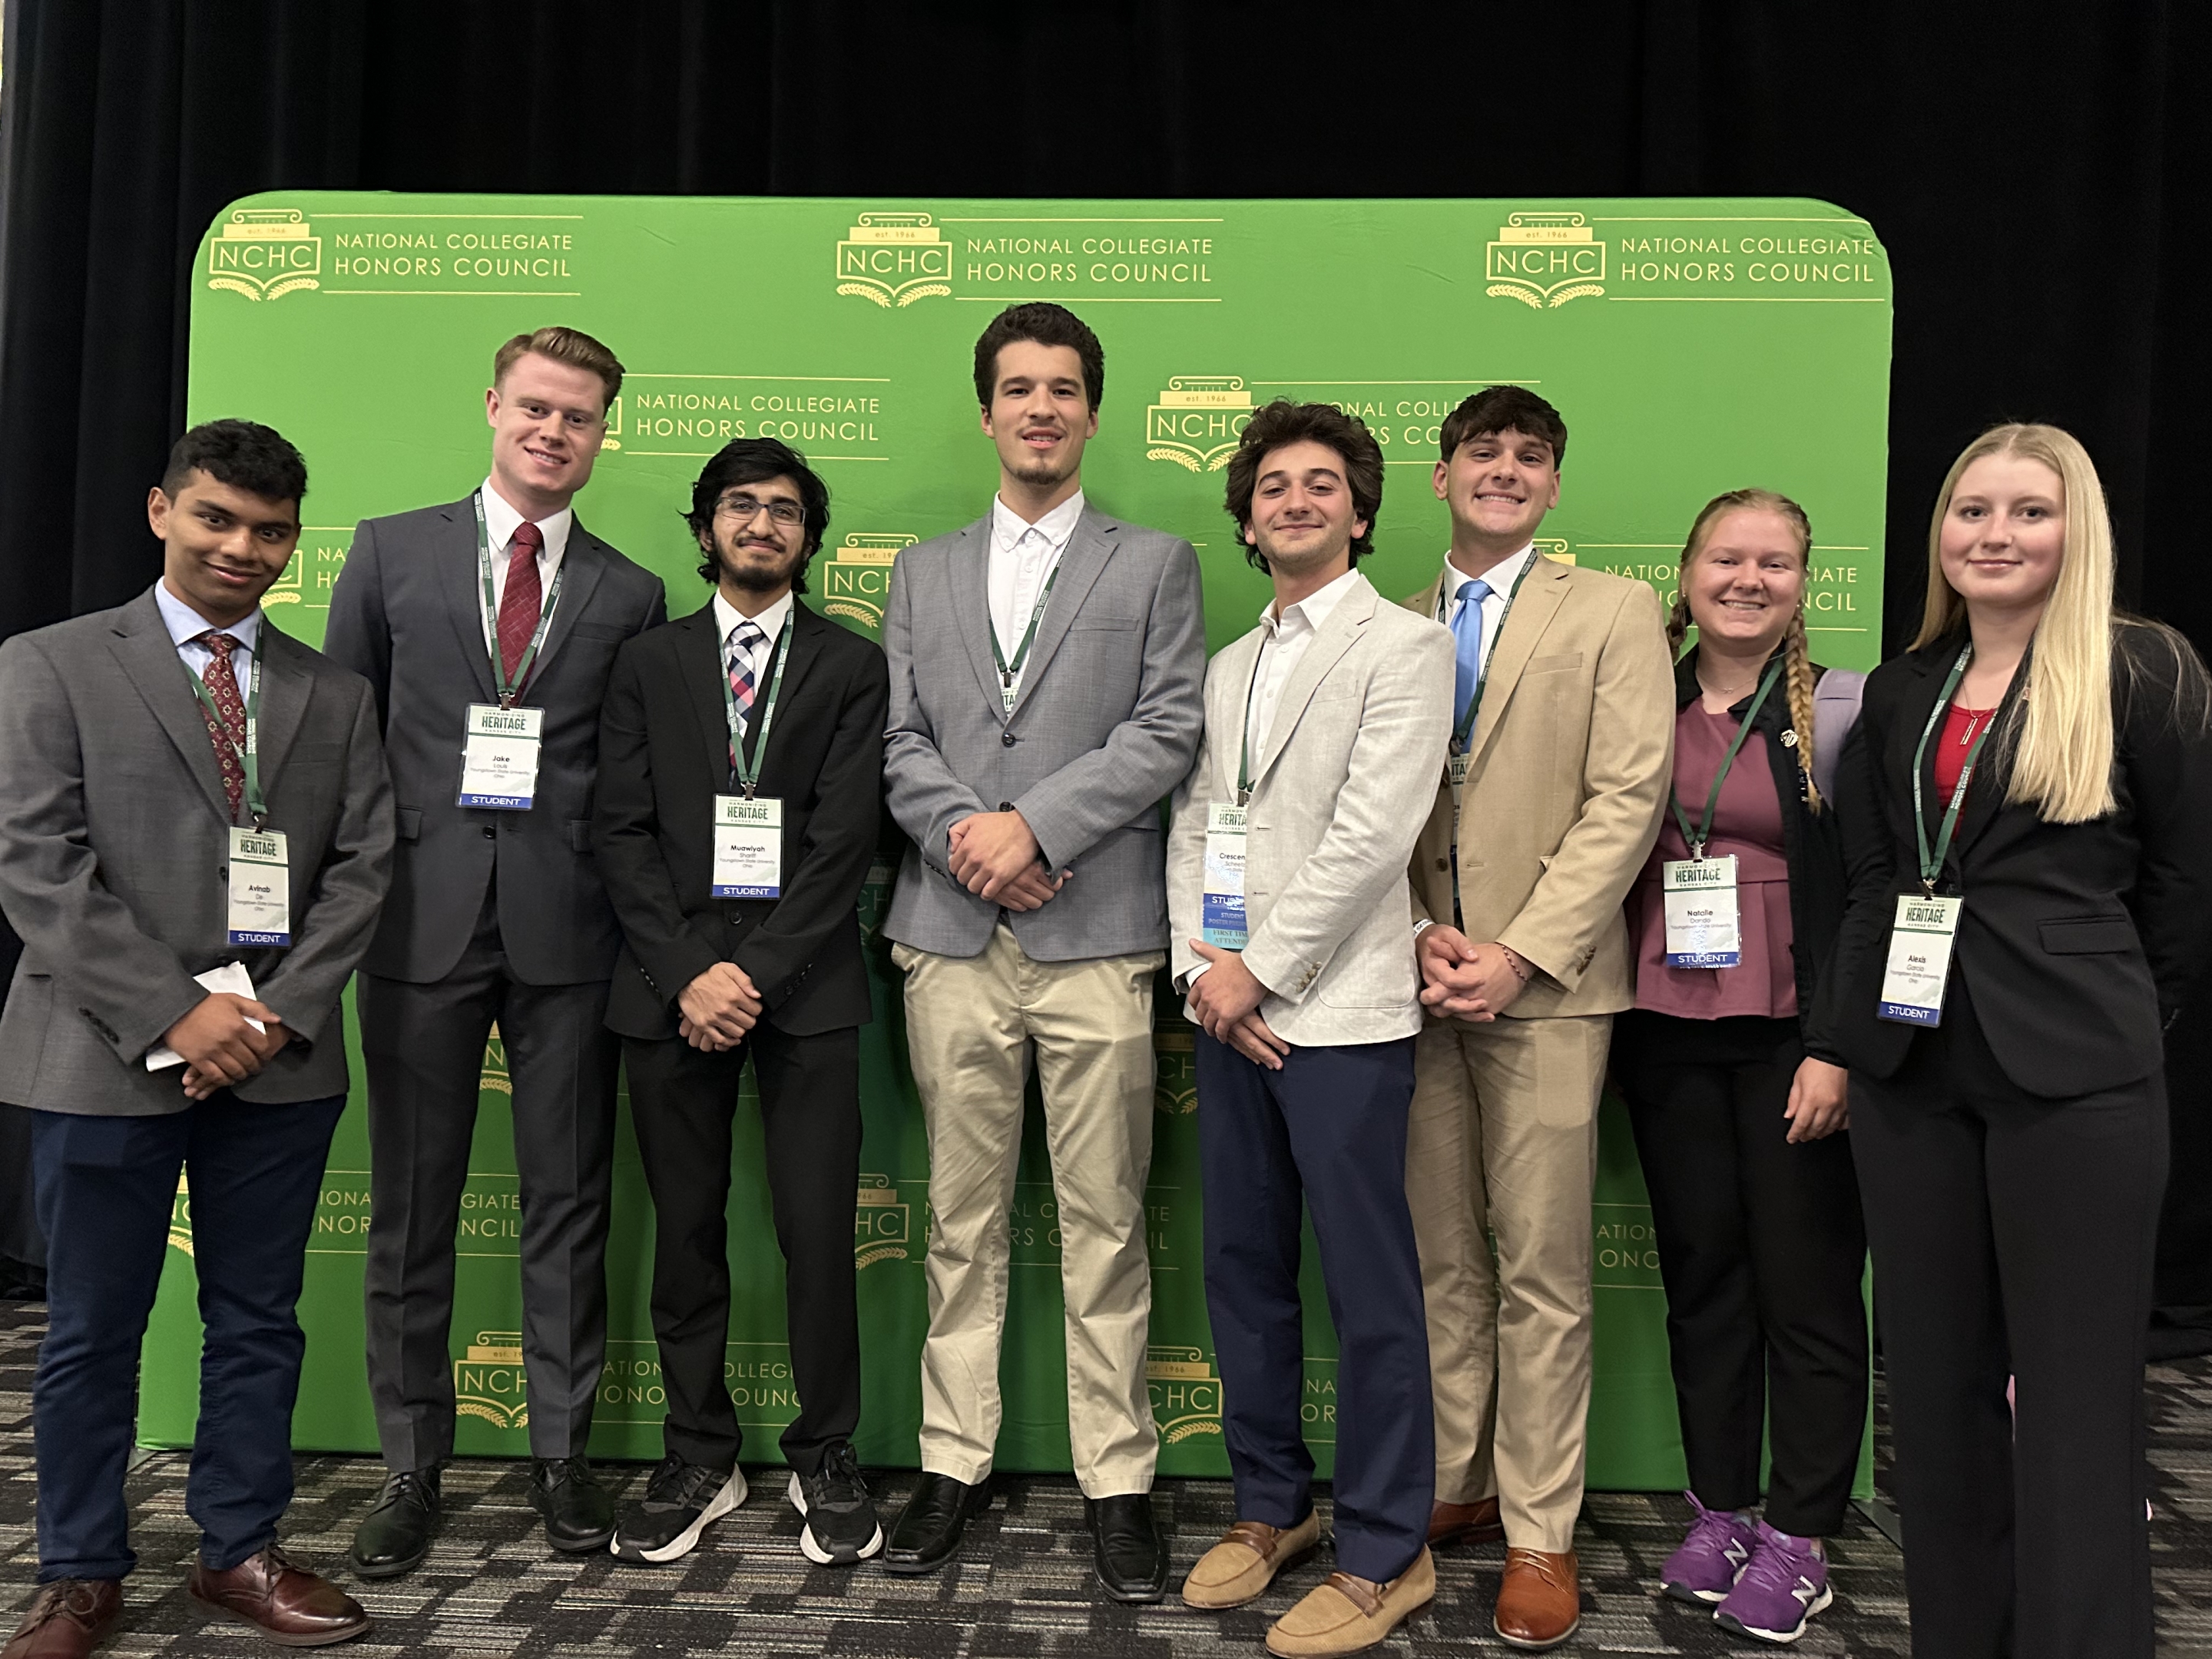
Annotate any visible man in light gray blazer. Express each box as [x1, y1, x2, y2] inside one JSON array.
[[322, 328, 667, 1575], [879, 303, 1204, 1598], [1167, 402, 1452, 1659], [0, 422, 391, 1659]]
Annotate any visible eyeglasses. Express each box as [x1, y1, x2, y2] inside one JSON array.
[[715, 493, 806, 528]]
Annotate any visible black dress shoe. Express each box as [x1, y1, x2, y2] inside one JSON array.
[[531, 1457, 616, 1552], [351, 1468, 441, 1580], [1086, 1492, 1167, 1602], [882, 1473, 992, 1575]]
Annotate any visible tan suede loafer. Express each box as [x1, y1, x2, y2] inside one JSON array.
[[1493, 1546, 1580, 1650], [1265, 1545, 1435, 1657], [1181, 1512, 1323, 1610]]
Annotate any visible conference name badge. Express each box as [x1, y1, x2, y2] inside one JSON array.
[[458, 704, 543, 810], [1878, 893, 1962, 1025], [1449, 750, 1472, 834], [711, 794, 783, 899], [1661, 855, 1740, 969], [226, 826, 291, 948], [1202, 801, 1249, 949]]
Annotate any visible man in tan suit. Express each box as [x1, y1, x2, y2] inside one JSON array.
[[1400, 387, 1672, 1651]]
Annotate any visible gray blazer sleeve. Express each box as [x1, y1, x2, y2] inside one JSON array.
[[0, 635, 204, 1060], [882, 548, 991, 871], [253, 678, 396, 1047], [1012, 539, 1205, 867]]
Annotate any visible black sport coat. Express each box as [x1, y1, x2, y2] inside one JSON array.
[[1809, 625, 2212, 1098], [593, 596, 889, 1039]]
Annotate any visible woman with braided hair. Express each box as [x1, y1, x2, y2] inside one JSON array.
[[1610, 488, 1869, 1644]]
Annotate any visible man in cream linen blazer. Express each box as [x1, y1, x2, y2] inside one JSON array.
[[1166, 401, 1452, 1659]]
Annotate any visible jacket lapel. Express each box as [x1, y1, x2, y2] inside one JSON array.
[[108, 588, 239, 827], [435, 499, 499, 704], [1008, 505, 1116, 719], [945, 518, 1003, 718], [1465, 557, 1569, 767], [250, 621, 314, 790], [525, 521, 610, 685], [746, 601, 827, 780], [1945, 648, 2031, 869], [1249, 575, 1376, 790], [678, 602, 733, 785]]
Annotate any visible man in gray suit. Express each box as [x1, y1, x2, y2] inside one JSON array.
[[0, 422, 392, 1659], [323, 327, 667, 1575], [879, 303, 1205, 1598]]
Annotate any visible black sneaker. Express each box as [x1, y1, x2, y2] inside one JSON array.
[[786, 1443, 884, 1565], [610, 1455, 747, 1565]]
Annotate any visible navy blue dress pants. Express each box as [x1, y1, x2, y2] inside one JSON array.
[[30, 1091, 345, 1581], [1196, 1030, 1433, 1582]]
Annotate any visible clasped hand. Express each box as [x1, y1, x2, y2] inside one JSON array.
[[164, 992, 291, 1102], [1416, 924, 1528, 1022], [1187, 941, 1290, 1071], [678, 961, 762, 1051], [948, 810, 1070, 911]]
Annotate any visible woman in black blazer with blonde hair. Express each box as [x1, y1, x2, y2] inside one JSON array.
[[1813, 422, 2212, 1657]]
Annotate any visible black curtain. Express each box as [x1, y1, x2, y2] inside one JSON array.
[[3, 0, 2210, 1323]]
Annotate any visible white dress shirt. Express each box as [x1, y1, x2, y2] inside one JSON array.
[[1437, 541, 1539, 677], [986, 489, 1084, 697], [154, 578, 263, 681], [711, 589, 796, 734], [476, 475, 573, 653]]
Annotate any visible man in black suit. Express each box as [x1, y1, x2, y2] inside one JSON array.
[[0, 422, 391, 1658], [323, 327, 668, 1575], [593, 437, 889, 1568]]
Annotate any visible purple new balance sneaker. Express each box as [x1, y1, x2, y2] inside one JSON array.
[[1660, 1492, 1757, 1605], [1714, 1521, 1832, 1644]]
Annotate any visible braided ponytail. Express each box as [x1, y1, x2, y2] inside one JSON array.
[[1666, 587, 1694, 657], [1783, 604, 1821, 810]]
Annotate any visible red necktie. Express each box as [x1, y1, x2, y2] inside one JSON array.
[[498, 520, 545, 686], [194, 631, 248, 823]]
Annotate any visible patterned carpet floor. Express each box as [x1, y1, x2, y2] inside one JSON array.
[[2, 1303, 2209, 1655]]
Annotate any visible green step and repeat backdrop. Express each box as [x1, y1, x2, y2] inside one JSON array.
[[147, 194, 1890, 1492]]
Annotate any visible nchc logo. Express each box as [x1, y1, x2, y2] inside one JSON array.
[[835, 213, 952, 308], [1145, 377, 1254, 473], [1147, 1346, 1224, 1444], [855, 1174, 913, 1270], [207, 209, 322, 301], [453, 1331, 528, 1432], [1485, 212, 1606, 310], [819, 534, 912, 634]]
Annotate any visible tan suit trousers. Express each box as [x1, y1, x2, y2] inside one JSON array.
[[1406, 1011, 1608, 1553], [893, 925, 1164, 1497]]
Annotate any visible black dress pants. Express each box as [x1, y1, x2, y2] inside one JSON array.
[[1852, 982, 2164, 1659], [1613, 1011, 1868, 1536], [623, 1022, 863, 1476]]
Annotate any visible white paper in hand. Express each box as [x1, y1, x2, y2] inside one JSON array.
[[145, 962, 263, 1070]]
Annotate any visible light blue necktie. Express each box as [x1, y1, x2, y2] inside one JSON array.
[[1450, 578, 1492, 724]]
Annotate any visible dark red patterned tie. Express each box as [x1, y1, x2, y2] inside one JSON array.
[[498, 520, 545, 685], [194, 631, 247, 823]]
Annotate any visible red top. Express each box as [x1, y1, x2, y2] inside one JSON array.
[[1934, 704, 1998, 803], [1631, 700, 1797, 1019]]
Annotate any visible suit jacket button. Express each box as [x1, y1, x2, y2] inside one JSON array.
[[1001, 731, 1016, 747], [482, 826, 495, 839], [1435, 857, 1449, 872]]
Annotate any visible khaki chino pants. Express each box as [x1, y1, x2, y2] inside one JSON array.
[[1406, 1012, 1608, 1554], [892, 925, 1164, 1497]]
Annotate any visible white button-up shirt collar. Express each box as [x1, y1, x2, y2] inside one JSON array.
[[1247, 565, 1363, 766], [1439, 541, 1538, 674], [986, 489, 1085, 685], [478, 475, 573, 619]]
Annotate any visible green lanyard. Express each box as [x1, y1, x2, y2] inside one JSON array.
[[1439, 552, 1538, 753], [186, 641, 267, 828], [1233, 639, 1270, 806], [720, 618, 794, 799], [474, 491, 566, 708], [1668, 655, 1784, 859], [989, 556, 1063, 710], [1911, 642, 2002, 896]]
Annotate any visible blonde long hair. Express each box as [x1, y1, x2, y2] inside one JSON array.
[[1910, 423, 2115, 823], [1665, 488, 1823, 810]]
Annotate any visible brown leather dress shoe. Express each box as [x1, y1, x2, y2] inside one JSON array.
[[187, 1548, 371, 1647], [1427, 1496, 1505, 1548], [1493, 1547, 1580, 1651], [2, 1581, 121, 1659]]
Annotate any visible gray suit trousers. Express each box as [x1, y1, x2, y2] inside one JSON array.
[[359, 889, 619, 1468]]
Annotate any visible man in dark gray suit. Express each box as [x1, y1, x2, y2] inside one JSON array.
[[323, 327, 667, 1576], [879, 303, 1205, 1598], [0, 422, 392, 1659]]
